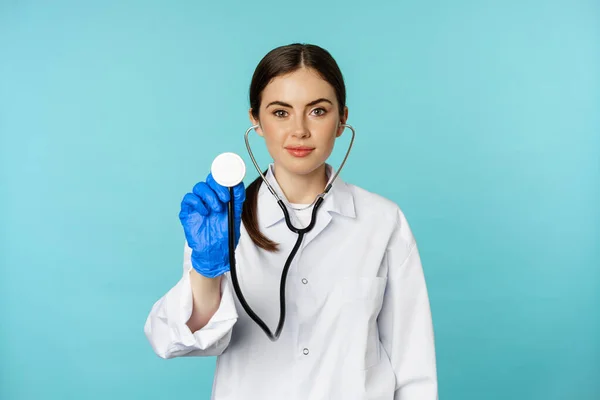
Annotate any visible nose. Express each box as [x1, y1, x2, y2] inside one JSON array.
[[291, 116, 310, 139]]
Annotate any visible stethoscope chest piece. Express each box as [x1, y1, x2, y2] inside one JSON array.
[[211, 152, 246, 187]]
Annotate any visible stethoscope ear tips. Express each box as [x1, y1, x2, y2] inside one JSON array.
[[211, 152, 246, 187]]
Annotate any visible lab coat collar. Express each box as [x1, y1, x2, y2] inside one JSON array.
[[257, 163, 356, 229]]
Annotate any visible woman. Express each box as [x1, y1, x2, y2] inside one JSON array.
[[144, 43, 438, 399]]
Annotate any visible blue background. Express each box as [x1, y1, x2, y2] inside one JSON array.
[[1, 1, 598, 399]]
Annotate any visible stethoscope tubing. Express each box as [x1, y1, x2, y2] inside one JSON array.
[[228, 190, 322, 341], [227, 123, 355, 341]]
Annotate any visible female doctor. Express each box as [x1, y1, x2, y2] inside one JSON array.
[[144, 43, 438, 399]]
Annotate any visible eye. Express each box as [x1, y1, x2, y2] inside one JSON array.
[[273, 110, 288, 118], [311, 108, 327, 116]]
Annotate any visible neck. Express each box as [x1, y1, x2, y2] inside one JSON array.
[[272, 164, 328, 204]]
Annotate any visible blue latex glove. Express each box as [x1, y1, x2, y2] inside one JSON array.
[[179, 172, 245, 278]]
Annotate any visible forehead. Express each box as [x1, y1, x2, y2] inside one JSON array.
[[261, 67, 336, 104]]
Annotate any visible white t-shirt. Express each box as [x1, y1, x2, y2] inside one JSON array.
[[289, 203, 313, 228]]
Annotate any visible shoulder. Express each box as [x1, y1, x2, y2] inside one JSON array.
[[345, 182, 416, 247], [345, 182, 403, 221]]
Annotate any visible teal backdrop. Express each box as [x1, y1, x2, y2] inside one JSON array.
[[1, 1, 598, 399]]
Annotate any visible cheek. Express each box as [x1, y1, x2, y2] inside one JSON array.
[[315, 121, 338, 145], [261, 118, 279, 134], [323, 136, 337, 156], [260, 120, 286, 150]]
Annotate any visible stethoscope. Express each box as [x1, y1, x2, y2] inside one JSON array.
[[210, 123, 355, 341]]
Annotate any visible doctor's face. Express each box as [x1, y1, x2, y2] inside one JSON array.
[[250, 67, 347, 178]]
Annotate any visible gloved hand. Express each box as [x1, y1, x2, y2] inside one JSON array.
[[179, 172, 246, 278]]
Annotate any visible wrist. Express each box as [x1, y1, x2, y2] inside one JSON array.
[[191, 251, 229, 278]]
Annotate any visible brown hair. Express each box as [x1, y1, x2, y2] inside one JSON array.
[[242, 43, 347, 251]]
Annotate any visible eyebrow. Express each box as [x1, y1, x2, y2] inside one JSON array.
[[265, 98, 333, 109]]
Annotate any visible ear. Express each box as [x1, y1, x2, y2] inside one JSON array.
[[248, 108, 264, 137], [336, 106, 349, 137]]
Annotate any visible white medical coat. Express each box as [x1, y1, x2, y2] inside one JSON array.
[[144, 164, 438, 399]]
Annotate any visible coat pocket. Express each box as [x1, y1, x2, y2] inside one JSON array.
[[336, 277, 387, 370]]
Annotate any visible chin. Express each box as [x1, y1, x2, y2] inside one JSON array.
[[275, 156, 326, 177]]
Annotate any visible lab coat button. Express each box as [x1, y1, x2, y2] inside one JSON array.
[[303, 348, 309, 355], [301, 278, 308, 284]]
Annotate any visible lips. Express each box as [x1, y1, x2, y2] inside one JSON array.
[[285, 146, 315, 158]]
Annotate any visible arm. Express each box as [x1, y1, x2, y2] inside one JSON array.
[[144, 172, 245, 359], [187, 269, 222, 332], [144, 242, 238, 359], [378, 209, 438, 399]]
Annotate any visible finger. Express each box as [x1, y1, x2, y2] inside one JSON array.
[[192, 181, 223, 213], [232, 182, 246, 214], [206, 172, 231, 203], [180, 193, 208, 216], [232, 182, 246, 203]]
